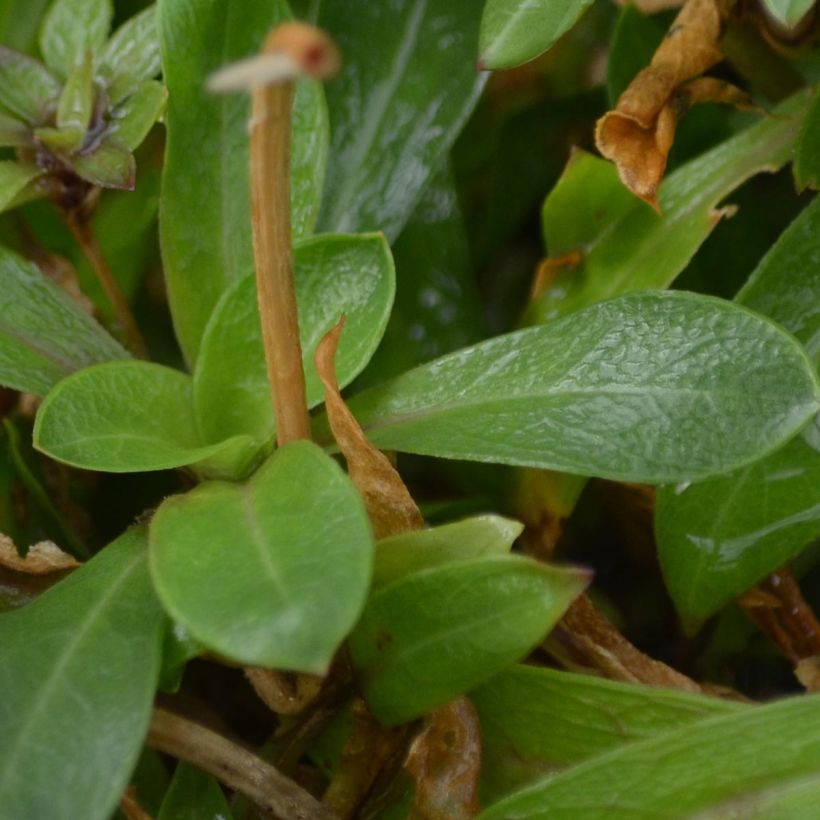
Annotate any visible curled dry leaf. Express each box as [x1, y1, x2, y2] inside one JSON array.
[[795, 656, 820, 692], [404, 697, 481, 820], [244, 667, 323, 715], [0, 534, 80, 574], [596, 0, 739, 207], [315, 318, 424, 539]]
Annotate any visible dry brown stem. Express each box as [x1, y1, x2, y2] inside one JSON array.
[[119, 786, 153, 820]]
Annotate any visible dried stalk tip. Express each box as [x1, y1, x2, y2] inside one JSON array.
[[208, 22, 340, 92]]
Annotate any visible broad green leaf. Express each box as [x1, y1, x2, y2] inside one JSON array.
[[0, 245, 128, 395], [158, 0, 328, 364], [373, 514, 522, 589], [315, 0, 485, 241], [0, 44, 60, 122], [349, 555, 588, 726], [54, 49, 93, 150], [478, 0, 595, 71], [0, 110, 28, 146], [0, 160, 43, 214], [472, 665, 742, 802], [194, 233, 395, 444], [70, 137, 135, 189], [607, 3, 664, 105], [0, 0, 51, 54], [33, 361, 260, 477], [529, 91, 810, 325], [760, 0, 814, 27], [0, 528, 165, 820], [795, 88, 820, 191], [157, 763, 233, 820], [150, 441, 373, 673], [39, 0, 112, 79], [480, 693, 820, 820], [657, 198, 820, 630], [100, 6, 161, 104], [110, 79, 167, 151], [333, 292, 820, 484]]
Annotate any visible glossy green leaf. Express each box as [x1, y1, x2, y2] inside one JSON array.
[[100, 6, 161, 104], [657, 197, 820, 630], [478, 0, 595, 71], [0, 528, 165, 820], [0, 160, 43, 214], [760, 0, 814, 27], [110, 79, 167, 151], [33, 361, 259, 477], [0, 0, 51, 54], [70, 138, 135, 190], [480, 693, 820, 820], [349, 555, 588, 726], [472, 664, 742, 802], [150, 441, 373, 673], [0, 44, 60, 123], [157, 763, 232, 820], [607, 3, 664, 105], [194, 233, 395, 444], [315, 0, 485, 241], [794, 88, 820, 191], [529, 91, 810, 324], [39, 0, 112, 78], [373, 514, 522, 590], [0, 245, 128, 395], [334, 292, 820, 484], [54, 49, 93, 150], [158, 0, 328, 364]]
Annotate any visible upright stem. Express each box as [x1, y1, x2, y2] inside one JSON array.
[[250, 76, 311, 445], [64, 211, 148, 358]]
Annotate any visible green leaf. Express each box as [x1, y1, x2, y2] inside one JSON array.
[[794, 88, 820, 191], [0, 160, 43, 214], [472, 664, 742, 802], [0, 44, 60, 123], [39, 0, 111, 78], [607, 3, 664, 105], [333, 292, 820, 484], [0, 245, 128, 395], [70, 137, 136, 189], [194, 232, 395, 444], [760, 0, 814, 27], [529, 91, 810, 325], [373, 514, 522, 590], [110, 79, 167, 151], [656, 197, 820, 630], [157, 764, 233, 820], [100, 6, 161, 105], [150, 441, 373, 673], [480, 693, 820, 820], [0, 111, 29, 146], [315, 0, 485, 241], [54, 49, 93, 150], [0, 0, 51, 54], [0, 528, 165, 820], [33, 361, 260, 477], [349, 555, 588, 726], [158, 0, 328, 364], [478, 0, 594, 71]]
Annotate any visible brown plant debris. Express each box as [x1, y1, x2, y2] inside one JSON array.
[[315, 318, 424, 539], [244, 667, 324, 715], [795, 656, 820, 692], [596, 0, 740, 207], [404, 697, 481, 820], [0, 534, 79, 574], [547, 593, 702, 692], [323, 699, 405, 819], [529, 250, 583, 300]]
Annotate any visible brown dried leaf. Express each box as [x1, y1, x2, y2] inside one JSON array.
[[245, 667, 323, 715], [315, 318, 423, 539], [596, 0, 739, 206], [405, 698, 481, 820], [0, 534, 80, 575], [795, 656, 820, 692], [529, 250, 582, 300]]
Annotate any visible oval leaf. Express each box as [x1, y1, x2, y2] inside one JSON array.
[[0, 528, 165, 820], [336, 291, 820, 484], [150, 441, 373, 673], [480, 693, 820, 820], [315, 0, 485, 241], [479, 0, 595, 71], [157, 763, 233, 820], [348, 555, 588, 725], [33, 361, 258, 477], [100, 6, 161, 104], [0, 44, 60, 122], [194, 233, 395, 444], [158, 0, 328, 363], [39, 0, 112, 78]]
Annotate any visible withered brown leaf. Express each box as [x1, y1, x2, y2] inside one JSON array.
[[0, 534, 80, 575]]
